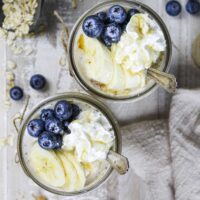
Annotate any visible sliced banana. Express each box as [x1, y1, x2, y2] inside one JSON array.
[[192, 34, 200, 68], [30, 143, 66, 187], [107, 64, 125, 90], [78, 34, 114, 85], [56, 151, 78, 192], [65, 152, 86, 190]]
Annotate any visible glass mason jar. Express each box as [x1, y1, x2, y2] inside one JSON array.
[[68, 0, 172, 102], [17, 93, 121, 196]]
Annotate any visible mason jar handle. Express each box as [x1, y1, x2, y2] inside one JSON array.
[[13, 96, 30, 164]]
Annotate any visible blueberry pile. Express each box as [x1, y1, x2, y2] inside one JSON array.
[[82, 5, 140, 47], [27, 100, 81, 150]]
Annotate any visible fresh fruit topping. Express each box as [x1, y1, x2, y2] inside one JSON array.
[[27, 119, 45, 137], [127, 8, 140, 20], [38, 131, 62, 149], [108, 5, 127, 24], [186, 0, 200, 14], [56, 151, 86, 191], [82, 15, 104, 38], [30, 143, 66, 187], [166, 0, 182, 16], [62, 121, 71, 134], [45, 118, 63, 134], [40, 109, 55, 121], [101, 35, 112, 47], [102, 23, 122, 44], [54, 100, 73, 121], [10, 86, 23, 101], [30, 74, 46, 90], [97, 11, 108, 22], [71, 104, 81, 119]]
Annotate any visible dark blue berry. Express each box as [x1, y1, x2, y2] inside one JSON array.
[[186, 0, 200, 14], [108, 5, 127, 24], [38, 131, 62, 150], [45, 118, 63, 134], [62, 120, 71, 134], [30, 74, 46, 90], [102, 23, 122, 44], [54, 100, 73, 121], [71, 104, 81, 119], [97, 12, 108, 22], [27, 119, 45, 137], [40, 109, 55, 121], [82, 15, 104, 38], [10, 86, 23, 101], [101, 35, 112, 47], [127, 8, 140, 20], [166, 0, 182, 16]]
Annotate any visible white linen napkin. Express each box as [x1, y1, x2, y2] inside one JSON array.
[[169, 89, 200, 200], [122, 120, 174, 200]]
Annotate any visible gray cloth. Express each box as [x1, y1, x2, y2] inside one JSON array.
[[122, 89, 200, 200]]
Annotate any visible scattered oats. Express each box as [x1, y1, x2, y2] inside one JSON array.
[[24, 46, 34, 56], [33, 195, 47, 200], [0, 135, 14, 149], [0, 0, 38, 53], [71, 0, 77, 8], [59, 54, 67, 67], [7, 60, 17, 69], [6, 71, 15, 81]]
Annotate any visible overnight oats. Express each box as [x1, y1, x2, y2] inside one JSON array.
[[17, 93, 121, 195], [69, 1, 172, 101]]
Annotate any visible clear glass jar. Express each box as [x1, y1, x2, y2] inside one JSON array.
[[17, 92, 121, 196], [68, 0, 172, 102]]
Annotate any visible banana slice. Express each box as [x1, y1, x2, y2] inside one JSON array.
[[107, 64, 125, 90], [30, 143, 65, 187], [56, 151, 78, 192], [78, 34, 114, 85], [65, 152, 86, 190]]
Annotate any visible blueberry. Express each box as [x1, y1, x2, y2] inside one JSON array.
[[27, 119, 45, 137], [82, 15, 104, 38], [62, 120, 71, 134], [186, 0, 200, 14], [102, 23, 122, 44], [71, 104, 81, 119], [127, 8, 140, 20], [38, 131, 62, 150], [54, 100, 73, 121], [97, 12, 108, 22], [10, 86, 23, 101], [166, 0, 182, 16], [101, 35, 112, 47], [108, 5, 127, 24], [40, 109, 55, 121], [30, 74, 46, 90], [45, 118, 63, 134]]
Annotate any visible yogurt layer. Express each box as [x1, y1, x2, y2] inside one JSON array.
[[63, 109, 115, 163]]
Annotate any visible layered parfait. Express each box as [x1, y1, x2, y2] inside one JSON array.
[[26, 99, 116, 192], [73, 4, 167, 97]]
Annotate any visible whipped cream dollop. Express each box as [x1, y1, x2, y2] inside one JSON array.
[[63, 109, 115, 163], [112, 13, 166, 73]]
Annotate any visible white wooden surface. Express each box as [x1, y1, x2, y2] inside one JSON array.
[[0, 0, 200, 199]]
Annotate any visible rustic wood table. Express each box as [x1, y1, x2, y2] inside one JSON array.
[[0, 0, 200, 199]]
